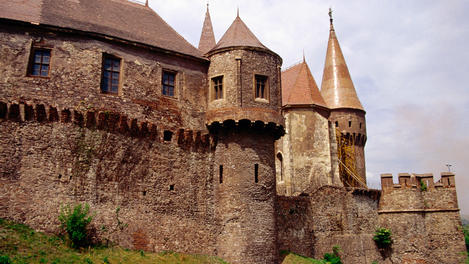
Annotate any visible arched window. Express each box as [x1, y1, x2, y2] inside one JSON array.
[[276, 152, 284, 182]]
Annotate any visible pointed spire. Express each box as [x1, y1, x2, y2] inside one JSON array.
[[320, 11, 364, 111], [212, 13, 268, 51], [198, 2, 216, 54], [282, 60, 327, 107]]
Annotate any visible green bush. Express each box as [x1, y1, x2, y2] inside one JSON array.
[[420, 180, 427, 191], [0, 255, 12, 264], [463, 224, 469, 252], [323, 245, 342, 264], [58, 203, 93, 248], [373, 227, 392, 249]]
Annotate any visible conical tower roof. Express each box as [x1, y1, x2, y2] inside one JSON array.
[[211, 13, 268, 51], [320, 15, 364, 111], [282, 59, 327, 107], [198, 4, 216, 54]]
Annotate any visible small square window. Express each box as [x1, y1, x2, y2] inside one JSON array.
[[162, 71, 176, 97], [28, 48, 51, 77], [255, 75, 268, 99], [212, 76, 223, 100], [101, 54, 121, 94]]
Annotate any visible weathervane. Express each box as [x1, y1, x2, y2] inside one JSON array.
[[446, 164, 452, 172]]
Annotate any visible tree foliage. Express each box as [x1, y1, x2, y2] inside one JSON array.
[[58, 203, 93, 248], [373, 227, 392, 249]]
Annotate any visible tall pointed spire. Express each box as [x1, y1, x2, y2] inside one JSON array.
[[282, 60, 327, 107], [198, 3, 216, 54], [320, 10, 364, 111]]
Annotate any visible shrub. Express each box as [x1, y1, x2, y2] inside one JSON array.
[[58, 203, 93, 248], [323, 245, 342, 264], [373, 227, 392, 249], [0, 255, 12, 264], [420, 180, 427, 191]]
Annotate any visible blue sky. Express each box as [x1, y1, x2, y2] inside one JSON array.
[[149, 0, 469, 214]]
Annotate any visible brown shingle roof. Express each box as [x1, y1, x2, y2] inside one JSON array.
[[211, 15, 268, 51], [198, 5, 216, 54], [0, 0, 204, 59], [282, 60, 327, 107], [320, 23, 364, 111]]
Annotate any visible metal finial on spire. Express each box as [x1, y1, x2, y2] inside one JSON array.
[[207, 0, 209, 10], [328, 7, 333, 25], [303, 49, 305, 62], [145, 0, 148, 7]]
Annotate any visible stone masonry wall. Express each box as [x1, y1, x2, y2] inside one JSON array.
[[0, 103, 219, 255], [0, 23, 208, 131]]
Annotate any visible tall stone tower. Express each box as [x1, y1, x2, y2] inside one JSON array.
[[204, 13, 284, 264], [320, 11, 367, 186], [276, 59, 341, 196]]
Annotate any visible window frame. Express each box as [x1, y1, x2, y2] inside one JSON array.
[[254, 74, 269, 102], [27, 47, 52, 78], [101, 53, 122, 95], [211, 75, 224, 101], [162, 70, 177, 97]]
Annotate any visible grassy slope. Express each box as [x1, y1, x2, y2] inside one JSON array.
[[0, 218, 325, 264]]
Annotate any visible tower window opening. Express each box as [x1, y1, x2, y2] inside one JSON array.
[[219, 165, 223, 184], [212, 76, 223, 100], [163, 130, 173, 141], [348, 121, 352, 127], [162, 71, 176, 97], [169, 184, 174, 191], [254, 163, 259, 183], [28, 48, 51, 77], [335, 121, 338, 127], [276, 153, 283, 182], [101, 54, 121, 94], [255, 75, 268, 99], [359, 123, 362, 129]]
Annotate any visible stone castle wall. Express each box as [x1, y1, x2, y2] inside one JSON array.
[[0, 101, 220, 255]]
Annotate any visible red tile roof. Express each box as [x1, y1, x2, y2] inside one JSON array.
[[211, 15, 268, 51], [320, 23, 364, 111], [0, 0, 204, 59], [198, 5, 216, 54], [282, 61, 327, 107]]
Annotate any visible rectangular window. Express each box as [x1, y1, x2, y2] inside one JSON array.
[[28, 49, 51, 77], [162, 71, 176, 96], [101, 55, 121, 94], [219, 165, 223, 184], [212, 76, 223, 100], [255, 75, 268, 99]]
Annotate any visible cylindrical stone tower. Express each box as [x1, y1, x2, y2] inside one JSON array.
[[206, 14, 284, 264], [320, 12, 367, 185]]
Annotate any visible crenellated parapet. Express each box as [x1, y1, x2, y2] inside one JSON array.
[[380, 172, 456, 191], [0, 100, 215, 152], [379, 172, 459, 213]]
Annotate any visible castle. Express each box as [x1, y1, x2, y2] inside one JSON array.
[[0, 1, 465, 263]]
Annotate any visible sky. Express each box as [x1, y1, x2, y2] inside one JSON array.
[[147, 0, 469, 214]]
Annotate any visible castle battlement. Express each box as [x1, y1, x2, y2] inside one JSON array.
[[0, 100, 215, 152], [380, 172, 456, 191]]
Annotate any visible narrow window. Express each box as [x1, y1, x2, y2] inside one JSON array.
[[101, 54, 121, 94], [212, 76, 223, 100], [360, 123, 362, 129], [255, 75, 268, 99], [163, 130, 173, 141], [254, 164, 259, 183], [162, 71, 176, 96], [276, 153, 283, 182], [348, 121, 352, 127], [169, 184, 174, 191], [219, 165, 223, 184], [28, 48, 51, 77], [335, 121, 338, 127]]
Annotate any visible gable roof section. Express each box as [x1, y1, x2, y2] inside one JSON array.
[[282, 61, 327, 107], [211, 15, 268, 51], [0, 0, 204, 59]]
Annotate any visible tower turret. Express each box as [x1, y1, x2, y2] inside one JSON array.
[[320, 10, 367, 187], [198, 3, 216, 54], [205, 12, 283, 264]]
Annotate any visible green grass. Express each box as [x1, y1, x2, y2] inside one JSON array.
[[280, 250, 326, 264], [0, 218, 228, 264]]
